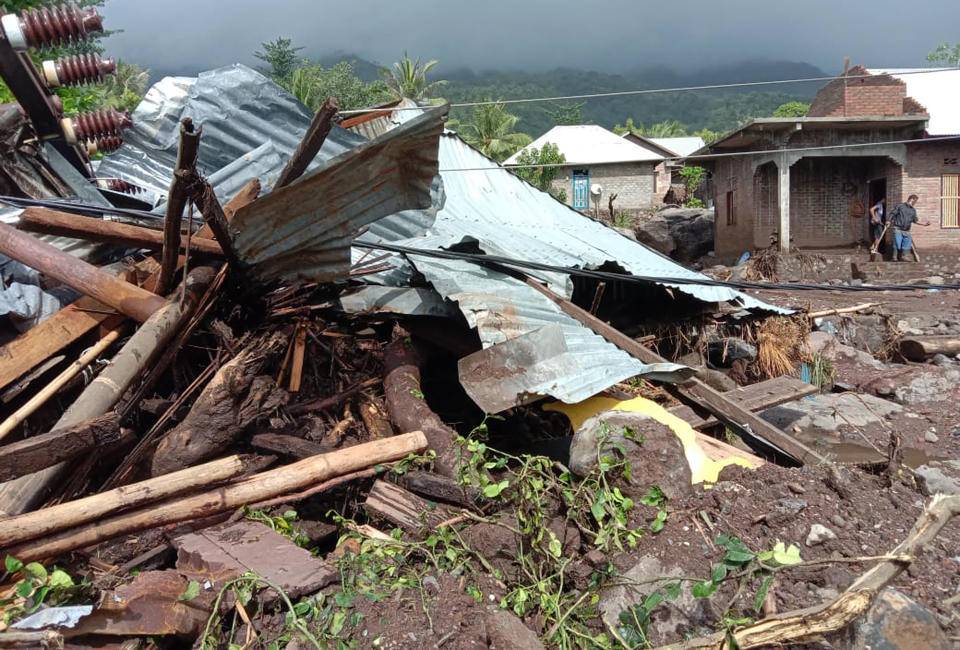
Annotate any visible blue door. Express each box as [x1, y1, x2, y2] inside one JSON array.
[[572, 169, 590, 209]]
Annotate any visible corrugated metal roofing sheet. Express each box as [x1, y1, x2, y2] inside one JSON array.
[[504, 125, 665, 165]]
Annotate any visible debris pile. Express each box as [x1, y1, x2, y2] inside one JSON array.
[[0, 41, 957, 650]]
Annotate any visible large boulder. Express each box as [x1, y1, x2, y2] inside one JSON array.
[[634, 218, 676, 257], [829, 588, 952, 650], [761, 393, 902, 435], [635, 208, 715, 262]]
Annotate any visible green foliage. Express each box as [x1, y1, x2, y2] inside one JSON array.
[[381, 51, 447, 101], [282, 61, 392, 112], [772, 101, 809, 117], [254, 37, 304, 82], [98, 60, 150, 112], [684, 197, 706, 209], [1, 556, 85, 624], [457, 101, 533, 162], [513, 141, 565, 190], [692, 127, 723, 145], [614, 118, 687, 138], [679, 166, 707, 194], [179, 580, 201, 601], [809, 353, 835, 388], [927, 43, 960, 67], [546, 101, 586, 126], [244, 507, 311, 547], [611, 211, 632, 228]]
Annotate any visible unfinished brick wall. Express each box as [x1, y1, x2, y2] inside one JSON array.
[[808, 66, 926, 118], [788, 157, 872, 247], [895, 141, 960, 251], [551, 162, 658, 211], [713, 158, 777, 255]]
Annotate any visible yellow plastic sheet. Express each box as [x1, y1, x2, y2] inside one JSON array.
[[544, 395, 757, 484]]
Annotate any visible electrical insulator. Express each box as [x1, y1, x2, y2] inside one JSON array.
[[0, 3, 102, 51], [95, 178, 142, 194], [84, 134, 123, 156], [61, 108, 131, 145], [42, 53, 116, 88]]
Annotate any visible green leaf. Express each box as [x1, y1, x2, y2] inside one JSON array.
[[711, 563, 728, 583], [691, 581, 719, 599], [329, 610, 347, 636], [724, 550, 756, 565], [16, 581, 33, 598], [481, 480, 509, 498], [664, 582, 682, 600], [771, 542, 802, 566], [47, 570, 74, 590], [334, 591, 356, 608], [650, 509, 668, 533], [179, 581, 200, 601], [547, 533, 562, 558], [23, 563, 47, 582], [4, 556, 23, 574], [642, 591, 663, 612], [753, 576, 774, 613]]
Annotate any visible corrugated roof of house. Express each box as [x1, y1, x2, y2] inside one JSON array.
[[504, 125, 665, 165], [650, 136, 706, 157], [868, 68, 960, 136]]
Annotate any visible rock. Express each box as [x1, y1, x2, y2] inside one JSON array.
[[694, 367, 737, 392], [599, 556, 715, 645], [830, 588, 952, 650], [806, 524, 837, 546], [568, 411, 692, 499], [460, 516, 522, 582], [637, 208, 715, 263], [613, 226, 637, 241], [894, 368, 960, 405], [484, 609, 544, 650], [762, 393, 902, 435], [707, 338, 757, 367], [914, 461, 960, 496], [830, 514, 846, 529], [924, 430, 940, 443], [931, 353, 954, 367], [634, 218, 676, 257]]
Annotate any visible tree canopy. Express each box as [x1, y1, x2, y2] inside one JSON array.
[[381, 52, 447, 101], [772, 101, 809, 117], [456, 101, 532, 162], [927, 43, 960, 67]]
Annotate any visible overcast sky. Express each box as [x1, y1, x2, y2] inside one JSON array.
[[101, 0, 956, 76]]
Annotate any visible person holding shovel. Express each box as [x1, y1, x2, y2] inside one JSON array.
[[888, 194, 930, 261], [869, 197, 886, 252]]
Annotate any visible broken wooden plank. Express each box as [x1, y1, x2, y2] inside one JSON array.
[[0, 413, 121, 482], [899, 335, 960, 361], [364, 479, 458, 536], [0, 221, 166, 322], [174, 520, 338, 599], [0, 454, 264, 549], [521, 277, 827, 465], [250, 433, 330, 460], [398, 470, 484, 509], [275, 96, 339, 188], [4, 431, 428, 562], [288, 323, 307, 392], [157, 118, 202, 295], [17, 207, 223, 256], [669, 375, 818, 430], [189, 177, 246, 272]]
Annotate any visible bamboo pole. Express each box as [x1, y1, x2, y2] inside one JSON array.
[[3, 431, 428, 562], [0, 222, 166, 322], [0, 454, 263, 548], [0, 325, 123, 442], [807, 303, 882, 319]]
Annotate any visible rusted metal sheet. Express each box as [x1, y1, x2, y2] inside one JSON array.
[[231, 107, 447, 284]]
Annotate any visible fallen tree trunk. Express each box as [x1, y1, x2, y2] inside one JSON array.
[[0, 413, 121, 482], [383, 338, 460, 477], [0, 454, 264, 549], [17, 207, 223, 256], [150, 331, 289, 476], [4, 432, 428, 562], [0, 221, 166, 323], [899, 335, 960, 362], [275, 96, 339, 188], [657, 494, 960, 649], [0, 266, 218, 517], [157, 118, 202, 295]]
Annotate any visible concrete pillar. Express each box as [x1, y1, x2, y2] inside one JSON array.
[[778, 153, 791, 252]]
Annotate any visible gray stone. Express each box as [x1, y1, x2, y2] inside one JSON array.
[[915, 462, 960, 496], [613, 226, 637, 241], [599, 556, 715, 646], [634, 218, 676, 257], [707, 338, 757, 367], [830, 514, 847, 528], [925, 430, 940, 443], [485, 609, 544, 650], [761, 393, 902, 435], [894, 369, 958, 405], [931, 354, 954, 367], [830, 588, 952, 650], [805, 524, 837, 546]]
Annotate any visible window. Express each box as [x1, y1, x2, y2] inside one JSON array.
[[726, 191, 736, 225], [943, 174, 960, 228], [944, 157, 958, 166]]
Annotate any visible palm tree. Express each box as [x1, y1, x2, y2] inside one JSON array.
[[382, 52, 446, 101], [458, 102, 532, 162]]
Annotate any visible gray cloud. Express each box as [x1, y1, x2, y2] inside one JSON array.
[[101, 0, 956, 75]]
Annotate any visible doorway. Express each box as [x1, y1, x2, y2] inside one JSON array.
[[868, 178, 887, 254]]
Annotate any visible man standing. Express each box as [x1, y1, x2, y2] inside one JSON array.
[[888, 194, 930, 261], [869, 197, 885, 251]]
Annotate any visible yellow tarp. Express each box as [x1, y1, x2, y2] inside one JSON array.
[[544, 395, 756, 484]]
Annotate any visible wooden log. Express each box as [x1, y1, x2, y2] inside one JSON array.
[[0, 454, 264, 549], [0, 324, 123, 442], [287, 377, 381, 416], [275, 96, 339, 188], [0, 630, 62, 647], [657, 494, 960, 649], [189, 176, 246, 271], [288, 324, 307, 392], [0, 414, 121, 482], [398, 470, 484, 509], [668, 375, 818, 430], [364, 479, 457, 536], [359, 395, 394, 440], [0, 266, 218, 517], [521, 277, 827, 466], [150, 331, 289, 476], [17, 207, 223, 255], [195, 177, 261, 239], [899, 335, 960, 361], [157, 118, 202, 295], [3, 432, 428, 562], [250, 433, 330, 460], [0, 222, 166, 323], [807, 302, 881, 319]]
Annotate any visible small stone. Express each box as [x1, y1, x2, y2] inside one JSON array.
[[422, 575, 440, 595], [830, 514, 846, 528], [925, 430, 940, 443], [787, 482, 806, 495], [931, 354, 953, 368], [806, 524, 837, 547]]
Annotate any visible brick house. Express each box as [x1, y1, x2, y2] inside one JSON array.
[[622, 134, 706, 199], [504, 125, 665, 212], [696, 66, 960, 256]]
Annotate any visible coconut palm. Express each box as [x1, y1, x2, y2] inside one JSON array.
[[457, 102, 532, 162], [382, 52, 447, 101]]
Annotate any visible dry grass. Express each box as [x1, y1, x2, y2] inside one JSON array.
[[749, 316, 810, 379]]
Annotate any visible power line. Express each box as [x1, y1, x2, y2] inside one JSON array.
[[338, 67, 956, 115]]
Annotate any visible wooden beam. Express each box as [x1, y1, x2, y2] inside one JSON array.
[[157, 118, 202, 295], [189, 177, 246, 271], [899, 335, 960, 362], [18, 207, 222, 256], [0, 414, 121, 481], [522, 278, 827, 465], [275, 96, 339, 189], [0, 222, 166, 322], [364, 479, 457, 536], [669, 375, 818, 430], [249, 433, 330, 460]]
